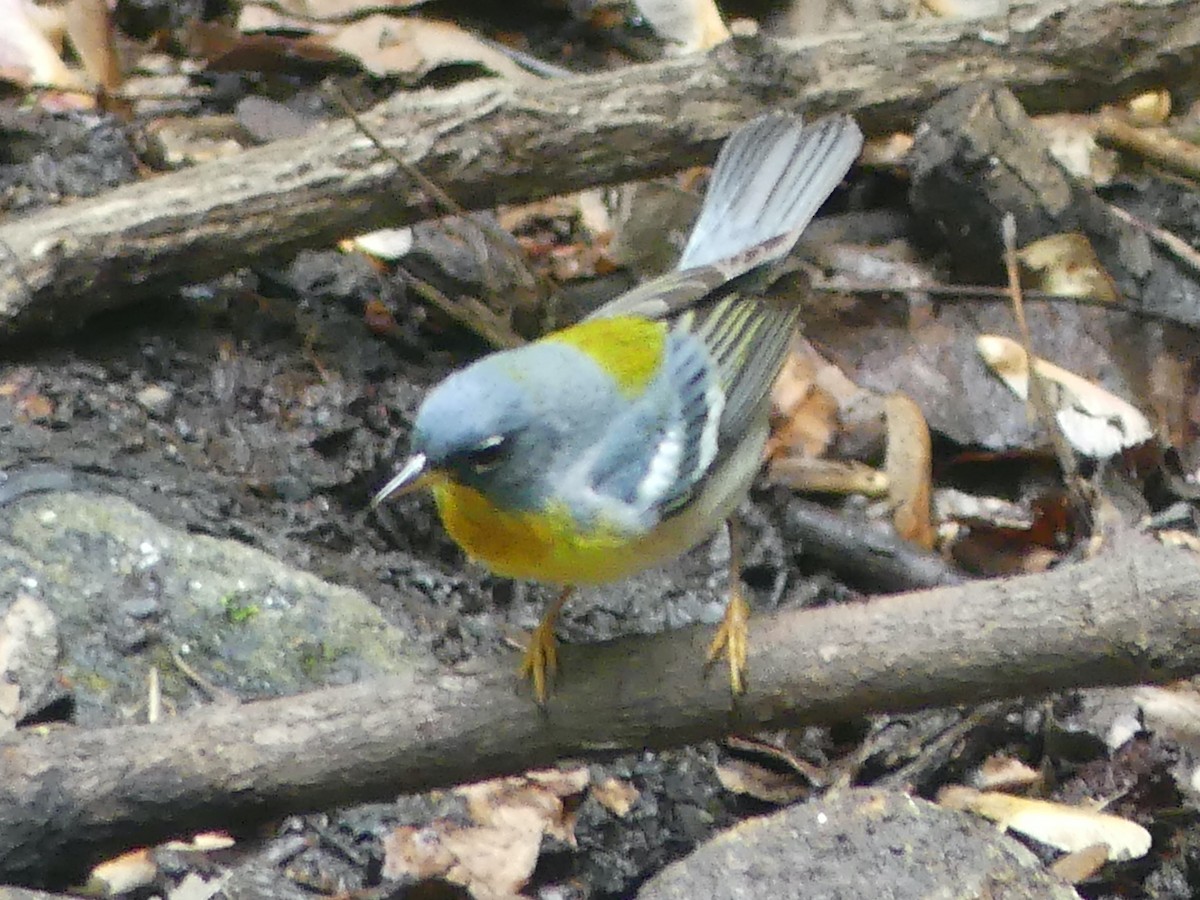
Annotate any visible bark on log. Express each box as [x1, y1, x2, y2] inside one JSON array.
[[0, 0, 1198, 338], [1, 537, 1198, 886]]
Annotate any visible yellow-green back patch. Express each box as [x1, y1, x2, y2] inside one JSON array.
[[544, 317, 666, 397]]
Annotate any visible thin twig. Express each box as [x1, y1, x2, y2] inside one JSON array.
[[1104, 202, 1200, 279], [1000, 214, 1086, 506]]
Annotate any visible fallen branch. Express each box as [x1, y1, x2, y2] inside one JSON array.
[[1, 536, 1198, 886], [0, 0, 1197, 337]]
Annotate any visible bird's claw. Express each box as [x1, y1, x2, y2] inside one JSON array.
[[705, 589, 750, 695]]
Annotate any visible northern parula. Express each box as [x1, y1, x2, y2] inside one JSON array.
[[374, 112, 863, 702]]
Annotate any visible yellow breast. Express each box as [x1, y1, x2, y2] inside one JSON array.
[[431, 481, 650, 585]]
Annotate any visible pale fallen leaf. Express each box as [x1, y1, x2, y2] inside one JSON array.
[[969, 753, 1042, 792], [977, 335, 1153, 458], [1017, 233, 1118, 303], [633, 0, 731, 52], [1126, 89, 1172, 127], [160, 831, 236, 852], [938, 786, 1151, 861], [884, 392, 934, 549], [85, 848, 158, 896], [347, 227, 414, 261], [769, 336, 886, 466], [323, 15, 531, 81]]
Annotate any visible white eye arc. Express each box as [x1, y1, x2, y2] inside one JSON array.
[[466, 434, 507, 473]]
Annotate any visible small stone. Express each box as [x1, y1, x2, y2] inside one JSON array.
[[135, 384, 174, 418]]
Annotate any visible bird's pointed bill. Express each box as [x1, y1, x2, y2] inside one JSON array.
[[372, 453, 430, 507]]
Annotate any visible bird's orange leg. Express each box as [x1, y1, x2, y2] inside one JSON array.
[[705, 518, 749, 695], [519, 586, 573, 704]]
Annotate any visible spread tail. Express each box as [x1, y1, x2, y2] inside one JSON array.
[[677, 114, 863, 273]]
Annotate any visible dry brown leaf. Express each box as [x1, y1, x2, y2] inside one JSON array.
[[1017, 234, 1119, 303], [885, 392, 934, 549], [770, 336, 886, 464], [187, 21, 347, 72], [383, 769, 589, 897], [938, 786, 1151, 861], [633, 0, 730, 52], [63, 0, 121, 92], [383, 818, 540, 900], [715, 759, 809, 805], [1049, 843, 1110, 884], [323, 15, 530, 80], [458, 775, 583, 847], [592, 777, 640, 817], [977, 335, 1153, 458]]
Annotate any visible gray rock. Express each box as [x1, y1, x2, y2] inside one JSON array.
[[638, 788, 1080, 900], [0, 492, 419, 726]]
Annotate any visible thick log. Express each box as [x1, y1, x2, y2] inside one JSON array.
[[1, 537, 1198, 886], [0, 0, 1197, 337]]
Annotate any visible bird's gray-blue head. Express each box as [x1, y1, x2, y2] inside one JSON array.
[[373, 342, 621, 512]]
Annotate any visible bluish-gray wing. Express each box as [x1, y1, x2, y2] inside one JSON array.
[[572, 331, 723, 529]]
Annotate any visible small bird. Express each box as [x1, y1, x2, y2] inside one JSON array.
[[373, 112, 862, 702]]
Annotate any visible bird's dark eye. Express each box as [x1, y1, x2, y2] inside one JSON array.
[[465, 435, 507, 473]]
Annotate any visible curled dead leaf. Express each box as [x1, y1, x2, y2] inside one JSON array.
[[767, 457, 888, 496], [977, 335, 1153, 458], [885, 392, 934, 550], [969, 753, 1042, 792], [715, 759, 810, 805]]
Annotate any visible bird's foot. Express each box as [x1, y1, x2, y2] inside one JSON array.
[[705, 588, 750, 695], [519, 613, 560, 705]]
